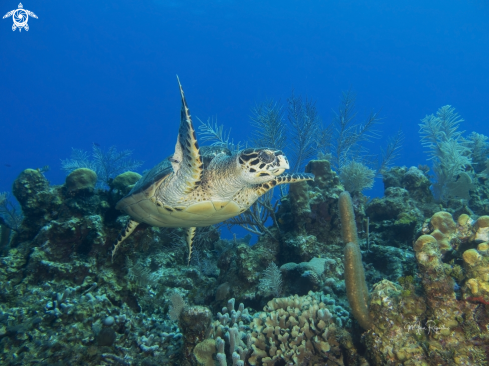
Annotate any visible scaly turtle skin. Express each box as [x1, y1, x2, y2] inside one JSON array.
[[113, 78, 314, 262]]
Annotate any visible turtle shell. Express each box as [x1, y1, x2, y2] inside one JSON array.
[[127, 146, 231, 197], [126, 159, 172, 197], [199, 145, 232, 168], [116, 146, 235, 227]]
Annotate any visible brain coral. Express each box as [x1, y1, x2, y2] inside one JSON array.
[[65, 168, 97, 192]]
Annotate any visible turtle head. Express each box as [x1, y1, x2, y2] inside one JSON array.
[[237, 148, 289, 183]]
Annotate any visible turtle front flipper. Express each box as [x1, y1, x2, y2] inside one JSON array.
[[171, 77, 204, 195], [255, 173, 315, 196], [186, 227, 196, 266], [112, 219, 140, 261]]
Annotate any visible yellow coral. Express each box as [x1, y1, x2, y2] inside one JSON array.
[[193, 339, 216, 366], [466, 278, 479, 295], [430, 211, 456, 235], [477, 242, 489, 254], [480, 281, 489, 294], [457, 214, 470, 226], [473, 216, 489, 242], [475, 215, 489, 229], [463, 249, 482, 266], [413, 235, 437, 252], [430, 230, 451, 252], [414, 234, 444, 269]]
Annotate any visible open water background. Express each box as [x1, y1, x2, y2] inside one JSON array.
[[1, 0, 489, 199]]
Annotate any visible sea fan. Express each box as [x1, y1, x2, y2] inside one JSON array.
[[250, 99, 286, 151], [258, 262, 282, 297], [61, 145, 143, 189], [419, 105, 472, 201]]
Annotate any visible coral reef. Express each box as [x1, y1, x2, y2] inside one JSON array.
[[280, 257, 336, 295], [276, 160, 346, 262], [364, 210, 489, 365], [364, 279, 427, 365], [366, 166, 438, 249], [0, 276, 183, 365], [1, 156, 489, 365], [0, 224, 10, 249], [0, 169, 219, 365], [201, 294, 359, 366]]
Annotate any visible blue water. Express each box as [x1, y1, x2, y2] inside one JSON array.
[[2, 0, 489, 199]]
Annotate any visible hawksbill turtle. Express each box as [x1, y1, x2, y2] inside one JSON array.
[[113, 78, 314, 263]]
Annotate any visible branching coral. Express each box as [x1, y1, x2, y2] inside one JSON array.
[[206, 295, 352, 366], [210, 298, 253, 365], [249, 294, 333, 365]]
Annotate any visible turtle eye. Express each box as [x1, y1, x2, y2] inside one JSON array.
[[258, 150, 274, 164]]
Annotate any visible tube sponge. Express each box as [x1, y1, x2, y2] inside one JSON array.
[[344, 242, 372, 330], [338, 191, 372, 330], [339, 191, 359, 245]]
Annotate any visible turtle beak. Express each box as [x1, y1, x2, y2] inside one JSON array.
[[271, 154, 289, 176]]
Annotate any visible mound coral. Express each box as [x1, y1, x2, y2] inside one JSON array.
[[64, 168, 97, 193]]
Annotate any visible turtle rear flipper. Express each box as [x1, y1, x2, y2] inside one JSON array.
[[186, 227, 196, 266], [171, 77, 203, 195], [112, 219, 139, 261]]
